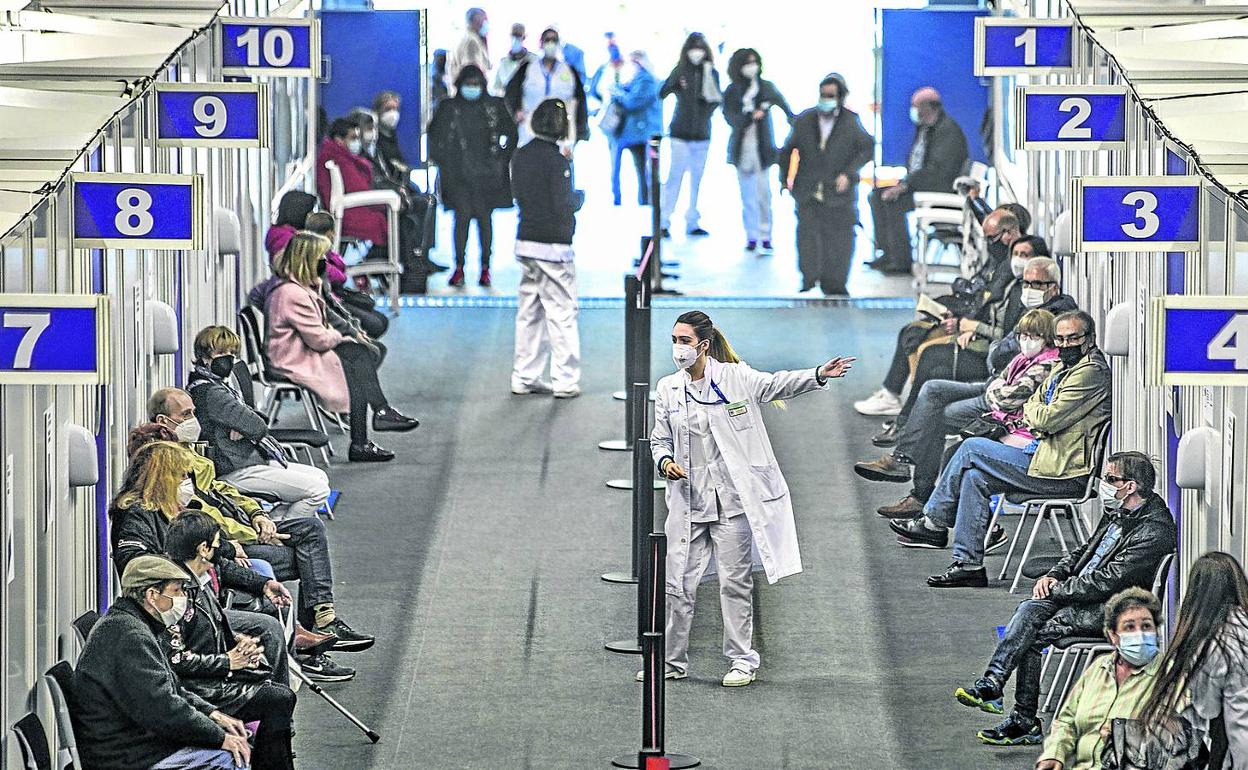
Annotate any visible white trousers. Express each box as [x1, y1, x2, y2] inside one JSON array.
[[666, 513, 760, 674], [661, 139, 710, 231], [221, 460, 330, 521], [512, 258, 581, 392], [736, 167, 773, 241]]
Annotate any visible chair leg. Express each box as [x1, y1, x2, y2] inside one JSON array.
[[985, 494, 1005, 550], [1009, 503, 1049, 593], [1040, 648, 1067, 713], [999, 503, 1034, 580], [1045, 508, 1070, 555], [319, 446, 330, 466], [1053, 648, 1085, 714]]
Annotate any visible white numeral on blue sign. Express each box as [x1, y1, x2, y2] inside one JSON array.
[[237, 27, 294, 67], [192, 95, 227, 137], [1014, 28, 1037, 65], [1207, 314, 1248, 370], [114, 188, 154, 236], [1121, 191, 1160, 239], [1057, 98, 1092, 139], [3, 312, 50, 369]]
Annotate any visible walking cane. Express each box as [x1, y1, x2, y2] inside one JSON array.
[[278, 605, 381, 743]]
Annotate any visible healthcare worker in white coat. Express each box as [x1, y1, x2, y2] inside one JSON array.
[[646, 310, 854, 686]]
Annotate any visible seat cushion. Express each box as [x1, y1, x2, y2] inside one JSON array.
[[270, 429, 330, 448], [1021, 555, 1063, 580], [1051, 635, 1110, 650], [1005, 491, 1078, 504]]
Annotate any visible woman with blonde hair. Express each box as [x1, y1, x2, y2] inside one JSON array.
[[266, 231, 417, 462]]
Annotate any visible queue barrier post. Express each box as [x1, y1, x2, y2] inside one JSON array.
[[600, 274, 641, 450], [602, 405, 652, 592]]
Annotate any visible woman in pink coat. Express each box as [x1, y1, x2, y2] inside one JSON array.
[[265, 232, 418, 462]]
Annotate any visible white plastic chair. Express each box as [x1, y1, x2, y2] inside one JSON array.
[[911, 192, 967, 292], [323, 159, 402, 316]]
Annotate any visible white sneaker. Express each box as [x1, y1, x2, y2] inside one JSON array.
[[552, 386, 581, 399], [511, 382, 553, 395], [721, 667, 756, 687], [853, 388, 902, 416], [635, 666, 687, 682]]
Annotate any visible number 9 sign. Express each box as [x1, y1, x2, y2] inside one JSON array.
[[1070, 176, 1202, 253], [70, 173, 204, 249], [0, 295, 110, 386], [218, 18, 320, 77], [154, 83, 270, 148]]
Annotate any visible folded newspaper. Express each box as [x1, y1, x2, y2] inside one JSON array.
[[915, 294, 950, 320]]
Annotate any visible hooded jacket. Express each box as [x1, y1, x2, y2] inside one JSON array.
[[660, 61, 721, 141], [428, 64, 518, 212], [722, 77, 792, 168]]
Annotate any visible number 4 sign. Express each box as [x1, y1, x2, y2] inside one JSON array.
[[70, 173, 204, 249], [1150, 296, 1248, 386]]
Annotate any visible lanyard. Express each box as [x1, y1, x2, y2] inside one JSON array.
[[686, 380, 729, 406]]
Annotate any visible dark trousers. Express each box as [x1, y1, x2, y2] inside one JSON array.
[[612, 142, 649, 205], [223, 609, 289, 686], [452, 205, 494, 271], [337, 289, 389, 339], [985, 599, 1102, 723], [333, 341, 389, 444], [232, 682, 296, 770], [899, 342, 989, 422], [869, 187, 915, 268], [896, 380, 987, 501], [242, 516, 335, 629], [882, 320, 939, 396], [796, 199, 857, 295]]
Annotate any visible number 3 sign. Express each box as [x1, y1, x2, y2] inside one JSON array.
[[154, 83, 270, 148], [70, 173, 205, 249], [1070, 176, 1203, 253]]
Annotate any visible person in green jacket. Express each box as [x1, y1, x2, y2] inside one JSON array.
[[890, 310, 1111, 588]]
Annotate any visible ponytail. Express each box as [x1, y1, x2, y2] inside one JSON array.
[[710, 327, 740, 364]]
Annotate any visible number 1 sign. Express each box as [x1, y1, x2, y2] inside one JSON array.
[[975, 18, 1075, 76], [154, 83, 270, 148], [1151, 296, 1248, 387], [1014, 86, 1128, 151], [70, 173, 205, 249], [1070, 176, 1203, 253], [0, 295, 110, 385]]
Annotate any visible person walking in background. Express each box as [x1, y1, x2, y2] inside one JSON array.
[[431, 49, 450, 111], [428, 64, 517, 289], [446, 7, 490, 92], [505, 25, 589, 152], [510, 100, 585, 399], [869, 86, 968, 275], [659, 32, 721, 239], [723, 48, 793, 254], [492, 23, 535, 96], [777, 73, 874, 296], [606, 50, 662, 206], [588, 36, 628, 203]]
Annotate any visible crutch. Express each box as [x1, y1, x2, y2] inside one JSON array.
[[278, 606, 381, 743]]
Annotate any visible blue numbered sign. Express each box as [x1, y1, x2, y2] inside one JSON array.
[[975, 18, 1075, 76], [1071, 176, 1202, 253], [1153, 297, 1248, 386], [154, 83, 269, 148], [1015, 86, 1127, 150], [70, 173, 204, 250], [0, 295, 110, 385], [219, 18, 320, 76]]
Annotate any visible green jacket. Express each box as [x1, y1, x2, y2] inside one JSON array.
[[187, 452, 262, 544], [1022, 348, 1111, 480]]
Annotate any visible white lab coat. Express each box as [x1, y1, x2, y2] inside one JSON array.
[[651, 357, 826, 600]]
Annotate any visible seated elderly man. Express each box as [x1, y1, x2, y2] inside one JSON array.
[[890, 310, 1111, 587], [71, 555, 254, 770], [953, 453, 1175, 748]]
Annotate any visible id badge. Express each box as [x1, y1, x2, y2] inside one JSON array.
[[726, 400, 749, 417]]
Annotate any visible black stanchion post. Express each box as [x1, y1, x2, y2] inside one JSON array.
[[649, 135, 681, 296], [601, 275, 640, 450], [602, 401, 650, 592]]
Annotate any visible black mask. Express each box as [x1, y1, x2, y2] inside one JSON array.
[[1058, 345, 1085, 368], [209, 354, 234, 379], [987, 235, 1010, 261], [316, 259, 328, 277]]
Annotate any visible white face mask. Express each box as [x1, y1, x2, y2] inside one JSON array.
[[1099, 479, 1125, 512], [673, 343, 700, 370], [741, 63, 760, 79], [542, 41, 559, 59], [154, 592, 188, 627], [909, 106, 921, 125], [1020, 287, 1046, 309], [1011, 257, 1028, 278], [347, 139, 363, 155], [1019, 336, 1044, 358], [177, 478, 195, 508], [687, 49, 706, 65], [379, 110, 399, 129], [364, 129, 378, 144], [174, 416, 201, 443]]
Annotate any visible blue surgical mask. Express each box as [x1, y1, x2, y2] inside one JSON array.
[[479, 20, 489, 38], [347, 139, 363, 155], [460, 85, 483, 101], [1117, 630, 1159, 667], [817, 98, 838, 114], [909, 106, 921, 125]]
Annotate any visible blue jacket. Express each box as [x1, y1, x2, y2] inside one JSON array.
[[611, 67, 662, 147]]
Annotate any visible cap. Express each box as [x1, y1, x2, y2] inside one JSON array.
[[121, 554, 188, 592]]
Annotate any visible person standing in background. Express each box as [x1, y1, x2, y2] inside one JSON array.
[[588, 36, 627, 205], [722, 48, 793, 254], [492, 23, 535, 96], [446, 7, 491, 92], [778, 73, 874, 296], [659, 32, 721, 239], [607, 50, 662, 207], [504, 26, 589, 152], [431, 49, 450, 111]]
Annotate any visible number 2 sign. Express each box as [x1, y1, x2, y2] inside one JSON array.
[[975, 18, 1075, 76], [1070, 176, 1202, 253], [154, 83, 270, 148], [1015, 86, 1128, 150], [218, 18, 320, 77], [0, 295, 110, 385], [70, 173, 204, 249], [1152, 296, 1248, 387]]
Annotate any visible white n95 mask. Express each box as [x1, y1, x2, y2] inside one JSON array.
[[673, 344, 698, 370], [175, 416, 201, 443], [1021, 288, 1046, 309]]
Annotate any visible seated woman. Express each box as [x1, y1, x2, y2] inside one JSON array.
[[162, 511, 297, 770], [1036, 587, 1163, 770], [265, 231, 418, 462]]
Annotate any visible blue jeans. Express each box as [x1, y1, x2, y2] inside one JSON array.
[[611, 141, 648, 205], [151, 747, 246, 769], [243, 515, 335, 628], [924, 438, 1087, 567], [896, 379, 987, 501], [225, 608, 289, 686]]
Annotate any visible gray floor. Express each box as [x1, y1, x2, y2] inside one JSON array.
[[289, 304, 1041, 769]]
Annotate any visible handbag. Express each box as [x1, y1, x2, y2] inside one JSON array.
[[959, 413, 1009, 441], [598, 100, 623, 136], [1101, 716, 1211, 770]]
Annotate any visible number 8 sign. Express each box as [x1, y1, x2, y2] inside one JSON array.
[[1070, 176, 1202, 253], [70, 173, 204, 249]]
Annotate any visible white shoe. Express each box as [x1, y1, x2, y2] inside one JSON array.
[[636, 666, 687, 682], [853, 388, 902, 416], [511, 382, 553, 395], [552, 386, 581, 399], [721, 667, 756, 687]]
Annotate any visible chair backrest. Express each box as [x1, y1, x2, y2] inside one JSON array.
[[237, 307, 275, 386], [12, 713, 52, 770], [70, 611, 99, 647], [215, 206, 242, 257], [324, 160, 345, 212], [1153, 552, 1176, 601], [1078, 421, 1114, 503], [230, 358, 260, 410], [42, 662, 81, 770]]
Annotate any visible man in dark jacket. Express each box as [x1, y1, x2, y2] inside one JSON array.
[[71, 555, 253, 770], [952, 452, 1177, 747], [778, 73, 874, 296], [658, 32, 721, 238], [869, 86, 969, 274]]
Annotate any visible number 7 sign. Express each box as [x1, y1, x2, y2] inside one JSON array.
[[0, 295, 111, 386]]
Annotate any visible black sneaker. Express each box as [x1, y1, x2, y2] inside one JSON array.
[[872, 420, 899, 447], [687, 227, 710, 237], [927, 562, 988, 588], [889, 517, 948, 548], [954, 677, 1004, 714], [985, 525, 1010, 555], [315, 618, 376, 652], [372, 406, 419, 433], [299, 652, 355, 682], [977, 715, 1043, 746], [348, 442, 395, 463]]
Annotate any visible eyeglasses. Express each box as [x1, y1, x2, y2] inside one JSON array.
[[1021, 280, 1055, 289], [1054, 333, 1088, 345], [1104, 474, 1129, 485]]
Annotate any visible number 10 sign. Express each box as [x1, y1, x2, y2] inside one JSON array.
[[1152, 296, 1248, 387], [70, 173, 204, 249], [1070, 176, 1202, 253]]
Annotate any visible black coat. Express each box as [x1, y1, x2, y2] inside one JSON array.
[[905, 111, 969, 194], [660, 64, 721, 141], [988, 293, 1079, 373], [511, 139, 581, 245], [777, 107, 874, 208], [71, 597, 226, 769], [427, 94, 518, 212], [373, 126, 408, 189], [722, 78, 793, 168]]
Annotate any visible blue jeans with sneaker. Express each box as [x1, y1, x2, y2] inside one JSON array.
[[924, 438, 1087, 567], [896, 379, 987, 501]]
